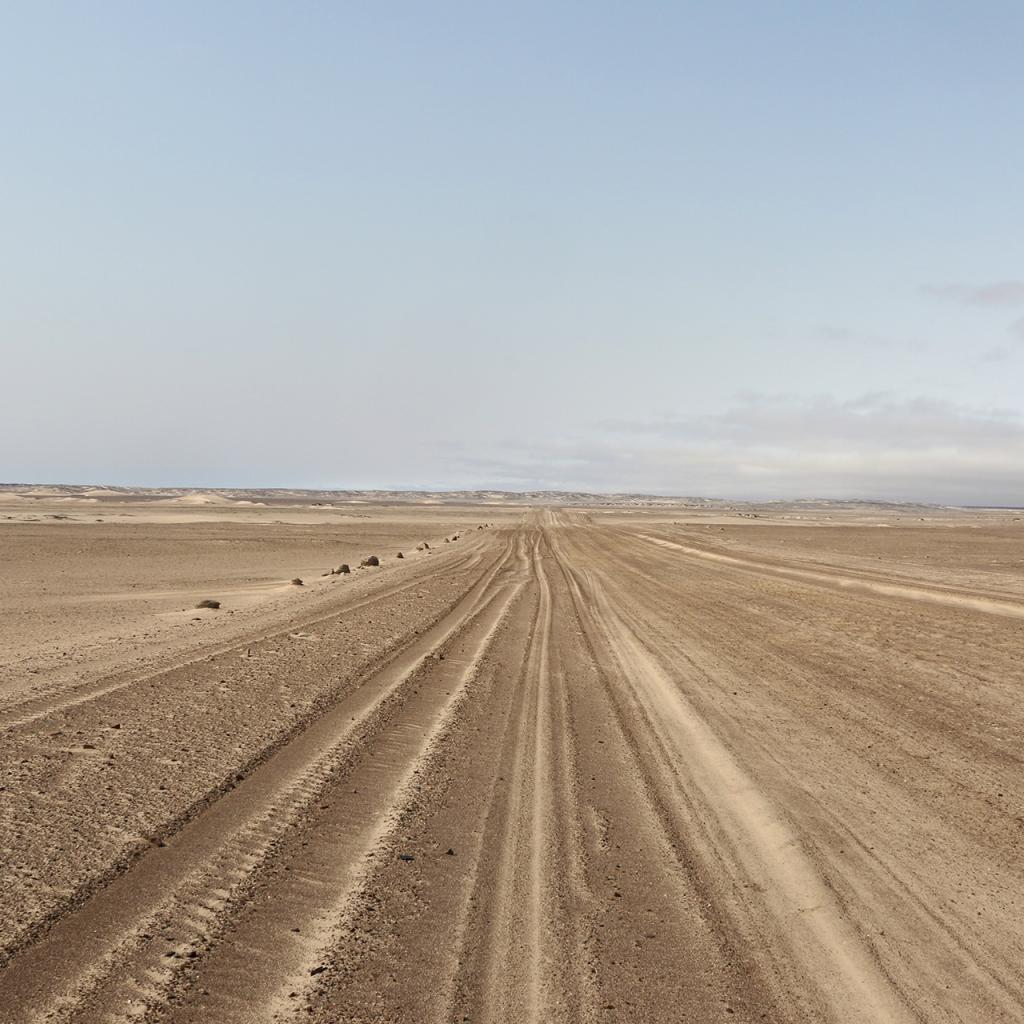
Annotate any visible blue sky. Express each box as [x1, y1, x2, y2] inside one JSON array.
[[2, 2, 1023, 502]]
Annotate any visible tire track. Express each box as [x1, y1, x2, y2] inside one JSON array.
[[546, 526, 786, 1022], [0, 536, 521, 1023], [0, 542, 499, 965], [450, 528, 597, 1024], [562, 521, 1024, 1021], [547, 518, 917, 1024], [152, 539, 531, 1024], [636, 532, 1024, 620], [288, 535, 542, 1024]]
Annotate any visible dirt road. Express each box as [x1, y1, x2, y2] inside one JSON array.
[[1, 511, 1021, 1022]]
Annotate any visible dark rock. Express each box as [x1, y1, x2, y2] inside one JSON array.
[[309, 964, 327, 976], [290, 578, 304, 586], [398, 853, 415, 862], [337, 564, 351, 574], [361, 555, 380, 567], [195, 599, 221, 610], [396, 551, 404, 558]]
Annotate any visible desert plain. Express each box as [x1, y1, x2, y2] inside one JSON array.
[[0, 485, 1022, 1023]]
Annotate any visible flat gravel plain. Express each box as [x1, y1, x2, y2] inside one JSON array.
[[1, 502, 1022, 1022]]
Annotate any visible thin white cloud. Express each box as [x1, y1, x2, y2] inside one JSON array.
[[446, 395, 1024, 505], [922, 281, 1024, 307], [602, 394, 1024, 448], [811, 326, 926, 352], [977, 346, 1011, 364]]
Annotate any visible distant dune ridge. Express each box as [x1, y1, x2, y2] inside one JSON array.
[[154, 493, 242, 506], [0, 483, 949, 510]]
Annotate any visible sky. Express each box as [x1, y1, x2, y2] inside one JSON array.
[[2, 1, 1023, 503]]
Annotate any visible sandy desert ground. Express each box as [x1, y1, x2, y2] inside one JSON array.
[[1, 489, 1022, 1022]]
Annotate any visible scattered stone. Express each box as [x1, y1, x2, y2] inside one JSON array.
[[337, 564, 351, 574], [446, 848, 455, 856], [361, 555, 380, 567], [290, 578, 304, 586], [398, 853, 415, 862], [396, 551, 404, 559], [309, 964, 327, 976], [195, 599, 221, 610]]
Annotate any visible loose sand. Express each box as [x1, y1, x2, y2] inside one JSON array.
[[0, 493, 1021, 1021]]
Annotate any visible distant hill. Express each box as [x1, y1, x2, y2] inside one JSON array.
[[0, 483, 941, 510]]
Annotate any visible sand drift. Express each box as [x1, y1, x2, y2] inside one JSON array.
[[1, 507, 1022, 1022]]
